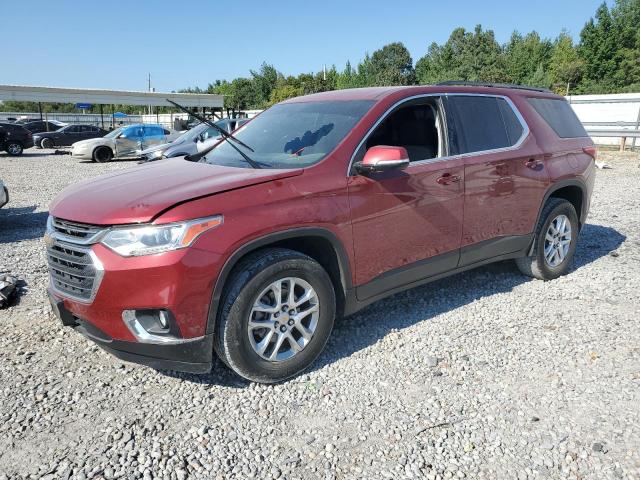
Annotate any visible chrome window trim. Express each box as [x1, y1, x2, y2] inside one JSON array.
[[347, 92, 530, 175]]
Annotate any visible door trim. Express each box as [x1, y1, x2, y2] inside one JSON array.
[[354, 233, 532, 302]]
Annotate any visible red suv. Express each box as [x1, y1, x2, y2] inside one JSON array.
[[46, 83, 596, 382]]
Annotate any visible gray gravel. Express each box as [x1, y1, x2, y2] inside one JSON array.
[[0, 149, 639, 479]]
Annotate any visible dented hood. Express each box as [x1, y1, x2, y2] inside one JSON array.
[[50, 158, 303, 225]]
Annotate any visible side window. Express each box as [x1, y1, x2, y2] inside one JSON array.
[[122, 126, 142, 138], [363, 99, 443, 163], [67, 125, 80, 134], [79, 125, 92, 132], [447, 96, 524, 155], [143, 126, 164, 138], [528, 98, 588, 138]]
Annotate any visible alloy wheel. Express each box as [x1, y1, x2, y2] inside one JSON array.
[[247, 277, 319, 361], [544, 214, 572, 267]]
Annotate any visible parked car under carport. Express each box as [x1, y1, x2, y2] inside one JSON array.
[[34, 124, 108, 149]]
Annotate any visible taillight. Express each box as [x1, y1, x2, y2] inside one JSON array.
[[583, 146, 598, 160]]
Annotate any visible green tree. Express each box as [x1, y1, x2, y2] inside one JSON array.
[[416, 26, 507, 84], [369, 42, 416, 85], [578, 2, 619, 91], [504, 31, 553, 86], [250, 63, 280, 108], [549, 32, 584, 95]]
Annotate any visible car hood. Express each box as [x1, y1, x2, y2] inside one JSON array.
[[72, 137, 111, 148], [50, 158, 304, 225]]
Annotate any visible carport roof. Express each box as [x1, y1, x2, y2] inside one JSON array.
[[0, 84, 223, 108]]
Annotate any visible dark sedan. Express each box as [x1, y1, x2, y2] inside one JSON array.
[[21, 120, 66, 134], [33, 124, 108, 148]]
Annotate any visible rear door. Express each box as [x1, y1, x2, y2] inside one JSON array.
[[141, 125, 166, 150], [348, 96, 464, 300], [444, 94, 549, 266], [63, 125, 82, 145]]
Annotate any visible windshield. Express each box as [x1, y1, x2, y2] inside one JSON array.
[[201, 100, 374, 169], [104, 127, 124, 139]]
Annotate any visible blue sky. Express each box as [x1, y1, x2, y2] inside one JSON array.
[[4, 0, 605, 92]]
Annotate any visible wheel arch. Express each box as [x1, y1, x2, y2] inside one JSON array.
[[206, 228, 353, 335], [92, 144, 113, 159], [528, 179, 586, 255]]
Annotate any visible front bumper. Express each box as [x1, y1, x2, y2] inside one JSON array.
[[47, 241, 224, 373], [50, 292, 213, 372]]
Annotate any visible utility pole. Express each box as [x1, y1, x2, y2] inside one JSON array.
[[148, 73, 152, 115]]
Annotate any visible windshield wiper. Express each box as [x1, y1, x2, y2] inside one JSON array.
[[166, 99, 261, 168]]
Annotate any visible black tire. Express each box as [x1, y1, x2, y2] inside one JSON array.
[[41, 138, 54, 149], [215, 248, 336, 383], [93, 146, 113, 163], [5, 142, 23, 156], [516, 198, 579, 280]]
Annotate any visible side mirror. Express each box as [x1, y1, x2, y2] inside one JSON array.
[[354, 145, 410, 174]]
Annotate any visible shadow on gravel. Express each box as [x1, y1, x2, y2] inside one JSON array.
[[159, 222, 626, 386], [0, 206, 49, 243], [573, 224, 626, 269]]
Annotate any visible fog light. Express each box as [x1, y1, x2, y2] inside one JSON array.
[[122, 309, 183, 344]]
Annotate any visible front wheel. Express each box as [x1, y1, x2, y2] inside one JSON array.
[[41, 138, 54, 149], [215, 248, 336, 383], [93, 146, 113, 163], [516, 198, 579, 280], [5, 142, 23, 156]]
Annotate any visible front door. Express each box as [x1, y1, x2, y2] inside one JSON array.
[[115, 126, 143, 157], [348, 97, 464, 300]]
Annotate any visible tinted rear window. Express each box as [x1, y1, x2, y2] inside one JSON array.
[[447, 96, 525, 155], [528, 98, 588, 138]]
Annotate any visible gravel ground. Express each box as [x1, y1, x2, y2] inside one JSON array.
[[0, 149, 639, 480]]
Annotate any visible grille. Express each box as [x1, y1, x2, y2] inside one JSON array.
[[47, 218, 105, 301], [51, 218, 103, 243]]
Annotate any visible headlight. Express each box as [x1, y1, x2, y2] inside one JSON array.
[[150, 149, 164, 159], [101, 215, 223, 257]]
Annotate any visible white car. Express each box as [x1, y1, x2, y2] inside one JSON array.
[[70, 124, 180, 163], [0, 180, 8, 209]]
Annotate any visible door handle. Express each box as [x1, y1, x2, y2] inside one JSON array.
[[525, 158, 541, 169], [437, 173, 461, 185]]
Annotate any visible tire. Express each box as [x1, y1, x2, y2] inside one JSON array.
[[41, 138, 54, 149], [5, 142, 23, 156], [516, 198, 579, 280], [93, 146, 113, 163], [215, 248, 336, 383]]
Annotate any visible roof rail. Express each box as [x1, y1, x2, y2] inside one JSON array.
[[436, 81, 552, 93]]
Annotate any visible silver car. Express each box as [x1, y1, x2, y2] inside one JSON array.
[[71, 124, 180, 163], [139, 118, 249, 162]]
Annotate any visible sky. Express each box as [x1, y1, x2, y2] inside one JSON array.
[[3, 0, 606, 93]]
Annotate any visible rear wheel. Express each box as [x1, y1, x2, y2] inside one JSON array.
[[41, 138, 54, 149], [5, 142, 23, 156], [215, 248, 336, 383], [516, 198, 579, 280], [93, 146, 113, 163]]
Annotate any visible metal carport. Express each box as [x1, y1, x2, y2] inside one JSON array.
[[0, 84, 223, 128]]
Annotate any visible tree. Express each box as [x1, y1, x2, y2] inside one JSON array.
[[369, 42, 416, 86], [549, 32, 584, 94], [504, 31, 553, 86], [416, 26, 507, 84], [250, 63, 279, 108], [578, 2, 619, 91]]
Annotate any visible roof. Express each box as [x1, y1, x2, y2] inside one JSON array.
[[282, 85, 563, 104], [0, 85, 223, 108]]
